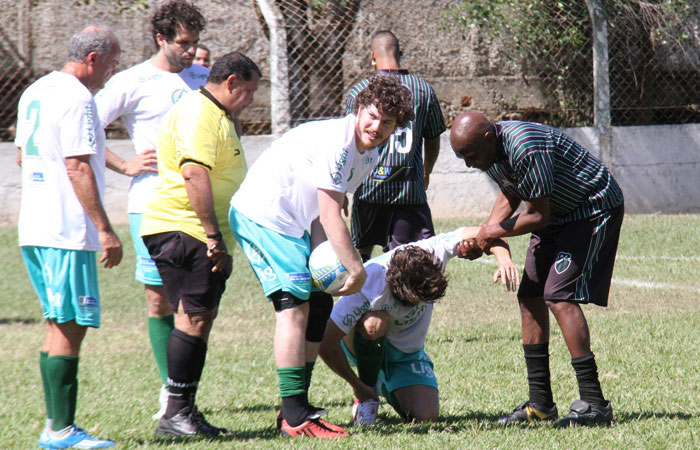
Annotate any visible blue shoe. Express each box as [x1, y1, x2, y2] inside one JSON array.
[[39, 425, 115, 449]]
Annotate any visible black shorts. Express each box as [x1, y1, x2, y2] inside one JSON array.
[[143, 231, 232, 313], [351, 198, 435, 252], [518, 205, 623, 306]]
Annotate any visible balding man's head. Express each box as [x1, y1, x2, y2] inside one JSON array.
[[450, 111, 498, 171], [370, 30, 401, 62], [68, 25, 120, 63]]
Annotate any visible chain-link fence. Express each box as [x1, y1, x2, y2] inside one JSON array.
[[1, 1, 699, 139], [446, 0, 700, 128], [0, 2, 34, 142]]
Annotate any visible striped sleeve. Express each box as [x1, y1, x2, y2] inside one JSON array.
[[422, 84, 446, 140]]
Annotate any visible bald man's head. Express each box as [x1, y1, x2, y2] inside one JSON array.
[[450, 111, 498, 171], [370, 30, 401, 63]]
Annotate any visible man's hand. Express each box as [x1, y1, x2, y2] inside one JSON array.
[[475, 223, 497, 251], [332, 269, 367, 297], [206, 236, 229, 272], [124, 148, 158, 177], [424, 172, 431, 190], [457, 238, 483, 260], [493, 260, 520, 292], [99, 230, 122, 268], [354, 381, 380, 403]]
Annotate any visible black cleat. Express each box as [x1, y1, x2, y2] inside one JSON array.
[[553, 399, 613, 428], [156, 405, 227, 438], [497, 401, 558, 424]]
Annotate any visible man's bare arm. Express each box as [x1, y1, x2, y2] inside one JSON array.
[[106, 147, 158, 177], [65, 154, 122, 268]]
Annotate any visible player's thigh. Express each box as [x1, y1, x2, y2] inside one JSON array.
[[545, 206, 623, 305], [351, 199, 393, 249], [393, 384, 439, 422], [22, 246, 101, 327], [229, 206, 313, 300], [388, 203, 435, 249], [129, 213, 163, 286]]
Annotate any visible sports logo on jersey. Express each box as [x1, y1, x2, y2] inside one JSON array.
[[371, 166, 393, 182], [287, 272, 311, 284], [554, 252, 572, 274], [171, 88, 188, 104], [330, 147, 349, 185], [32, 172, 45, 182], [347, 168, 355, 182]]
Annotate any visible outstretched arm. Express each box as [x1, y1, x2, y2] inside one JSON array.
[[319, 320, 379, 402]]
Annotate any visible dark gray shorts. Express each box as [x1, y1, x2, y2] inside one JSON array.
[[351, 198, 435, 252], [518, 205, 624, 306], [143, 231, 232, 313]]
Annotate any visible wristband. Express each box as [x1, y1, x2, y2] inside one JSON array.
[[206, 231, 223, 241]]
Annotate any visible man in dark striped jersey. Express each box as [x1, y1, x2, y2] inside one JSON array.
[[346, 30, 445, 262], [450, 111, 624, 428]]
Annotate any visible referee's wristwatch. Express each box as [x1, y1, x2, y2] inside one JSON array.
[[207, 231, 224, 251]]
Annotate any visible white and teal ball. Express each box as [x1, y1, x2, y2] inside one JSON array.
[[309, 241, 348, 293]]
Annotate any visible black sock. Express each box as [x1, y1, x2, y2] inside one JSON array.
[[524, 343, 554, 408], [164, 329, 207, 418], [572, 353, 605, 404], [281, 393, 309, 427]]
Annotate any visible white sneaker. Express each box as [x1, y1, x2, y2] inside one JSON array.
[[152, 385, 168, 420], [351, 398, 380, 426]]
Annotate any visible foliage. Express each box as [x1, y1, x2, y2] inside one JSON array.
[[443, 0, 700, 127]]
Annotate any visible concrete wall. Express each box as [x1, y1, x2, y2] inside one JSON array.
[[2, 123, 698, 225]]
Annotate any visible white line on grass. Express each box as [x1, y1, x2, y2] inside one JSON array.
[[617, 255, 700, 262], [472, 259, 700, 293]]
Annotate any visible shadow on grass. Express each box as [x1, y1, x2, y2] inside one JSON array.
[[614, 411, 694, 423], [0, 317, 40, 325], [225, 400, 348, 414]]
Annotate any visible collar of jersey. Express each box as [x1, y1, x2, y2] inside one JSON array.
[[198, 87, 230, 119]]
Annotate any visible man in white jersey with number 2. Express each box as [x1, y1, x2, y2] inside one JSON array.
[[16, 25, 122, 449], [320, 228, 518, 425], [94, 0, 209, 419]]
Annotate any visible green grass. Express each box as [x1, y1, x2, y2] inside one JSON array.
[[1, 215, 700, 448]]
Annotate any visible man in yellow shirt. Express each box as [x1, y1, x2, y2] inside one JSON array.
[[141, 51, 260, 438]]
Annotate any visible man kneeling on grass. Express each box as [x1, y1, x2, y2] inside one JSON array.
[[319, 227, 519, 424]]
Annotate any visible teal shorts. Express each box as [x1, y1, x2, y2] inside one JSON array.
[[229, 206, 314, 300], [129, 213, 163, 286], [22, 246, 101, 327], [341, 338, 438, 417]]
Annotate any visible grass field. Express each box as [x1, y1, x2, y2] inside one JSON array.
[[1, 214, 700, 449]]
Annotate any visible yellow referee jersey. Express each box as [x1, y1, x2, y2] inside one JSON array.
[[141, 88, 246, 248]]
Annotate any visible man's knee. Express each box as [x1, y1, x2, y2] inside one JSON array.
[[145, 285, 171, 316], [357, 310, 389, 340]]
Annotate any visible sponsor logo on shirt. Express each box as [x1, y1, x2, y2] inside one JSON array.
[[342, 300, 370, 327], [137, 73, 162, 83], [189, 72, 208, 80], [84, 105, 96, 147], [79, 296, 99, 309], [394, 303, 426, 327], [171, 88, 188, 104], [331, 147, 349, 185], [32, 172, 45, 182]]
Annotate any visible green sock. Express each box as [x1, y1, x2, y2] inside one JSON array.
[[47, 355, 79, 431], [277, 366, 306, 397], [353, 333, 386, 387], [148, 315, 174, 386], [39, 351, 52, 420]]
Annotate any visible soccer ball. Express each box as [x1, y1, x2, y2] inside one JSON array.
[[308, 240, 348, 293]]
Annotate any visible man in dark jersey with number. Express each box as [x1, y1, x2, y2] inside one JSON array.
[[450, 111, 624, 428], [346, 30, 445, 262]]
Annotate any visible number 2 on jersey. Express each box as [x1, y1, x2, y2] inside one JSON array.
[[24, 100, 41, 156]]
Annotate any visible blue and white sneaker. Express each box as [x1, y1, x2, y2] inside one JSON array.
[[39, 425, 115, 449]]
